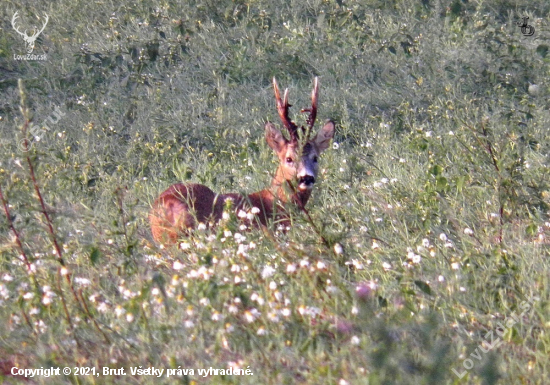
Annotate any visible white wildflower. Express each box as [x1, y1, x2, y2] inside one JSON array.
[[244, 308, 260, 323], [184, 320, 194, 328], [199, 297, 210, 306], [2, 274, 13, 282], [115, 306, 125, 317], [261, 265, 276, 279], [211, 311, 223, 321], [74, 277, 91, 286]]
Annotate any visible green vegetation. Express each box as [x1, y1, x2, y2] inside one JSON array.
[[1, 0, 549, 383]]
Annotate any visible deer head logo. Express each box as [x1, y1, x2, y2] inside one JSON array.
[[11, 11, 49, 54]]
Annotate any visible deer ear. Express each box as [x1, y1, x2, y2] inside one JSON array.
[[313, 120, 335, 153], [265, 122, 287, 153]]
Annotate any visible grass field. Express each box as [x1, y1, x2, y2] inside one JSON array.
[[1, 0, 549, 383]]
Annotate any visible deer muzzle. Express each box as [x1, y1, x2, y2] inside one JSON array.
[[298, 175, 315, 190]]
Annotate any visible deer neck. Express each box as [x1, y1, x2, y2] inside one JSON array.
[[245, 166, 311, 227], [269, 167, 311, 208]]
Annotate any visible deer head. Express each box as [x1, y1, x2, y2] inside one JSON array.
[[12, 12, 49, 54], [266, 77, 335, 197]]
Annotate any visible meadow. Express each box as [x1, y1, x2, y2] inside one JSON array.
[[0, 0, 549, 383]]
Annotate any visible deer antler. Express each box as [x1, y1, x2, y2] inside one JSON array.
[[273, 77, 320, 142], [301, 77, 318, 134], [273, 77, 299, 141], [11, 12, 27, 38]]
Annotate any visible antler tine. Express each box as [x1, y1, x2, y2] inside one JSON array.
[[309, 77, 319, 129], [300, 77, 319, 138], [273, 77, 298, 141]]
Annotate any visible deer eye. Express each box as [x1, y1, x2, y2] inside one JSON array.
[[286, 157, 293, 164], [313, 156, 318, 163]]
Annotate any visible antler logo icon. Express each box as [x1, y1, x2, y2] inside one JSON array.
[[11, 11, 49, 53]]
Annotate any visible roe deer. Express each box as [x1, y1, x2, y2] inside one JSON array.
[[150, 77, 335, 244]]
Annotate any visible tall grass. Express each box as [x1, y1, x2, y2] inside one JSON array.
[[1, 0, 549, 383]]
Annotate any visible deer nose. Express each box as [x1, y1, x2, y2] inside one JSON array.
[[298, 175, 315, 186]]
